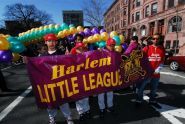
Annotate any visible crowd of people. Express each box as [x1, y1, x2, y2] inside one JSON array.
[[0, 32, 165, 124]]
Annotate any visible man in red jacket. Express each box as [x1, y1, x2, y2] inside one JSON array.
[[136, 34, 165, 109]]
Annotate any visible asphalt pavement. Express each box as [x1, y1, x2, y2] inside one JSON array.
[[0, 64, 185, 124]]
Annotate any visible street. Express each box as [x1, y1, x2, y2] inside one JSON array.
[[0, 64, 185, 124]]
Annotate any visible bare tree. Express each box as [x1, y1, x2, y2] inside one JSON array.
[[4, 3, 53, 30], [82, 0, 107, 27]]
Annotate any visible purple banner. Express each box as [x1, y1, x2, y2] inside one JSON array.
[[27, 50, 152, 108]]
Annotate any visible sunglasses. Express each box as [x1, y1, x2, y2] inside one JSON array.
[[152, 38, 159, 40]]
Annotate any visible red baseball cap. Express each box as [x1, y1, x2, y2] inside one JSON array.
[[75, 42, 85, 49], [106, 38, 116, 46], [44, 33, 57, 42]]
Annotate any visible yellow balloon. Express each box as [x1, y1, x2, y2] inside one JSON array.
[[0, 36, 10, 50], [101, 32, 109, 41], [35, 28, 39, 32], [93, 34, 101, 42], [5, 35, 10, 38], [49, 24, 55, 29], [87, 36, 94, 43], [114, 45, 123, 53], [83, 38, 88, 44], [77, 26, 84, 32], [119, 35, 124, 44], [58, 31, 65, 38], [110, 31, 118, 38], [55, 24, 60, 30], [12, 53, 20, 62], [63, 29, 70, 36], [70, 27, 77, 34]]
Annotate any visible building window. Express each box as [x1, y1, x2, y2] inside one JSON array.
[[132, 28, 137, 36], [158, 20, 165, 35], [145, 6, 150, 17], [136, 12, 140, 21], [165, 40, 171, 49], [168, 0, 174, 8], [123, 20, 126, 26], [140, 25, 146, 36], [132, 14, 134, 22], [168, 16, 182, 32], [151, 3, 158, 15], [178, 0, 185, 4], [136, 0, 140, 7], [172, 40, 179, 49], [124, 8, 126, 15]]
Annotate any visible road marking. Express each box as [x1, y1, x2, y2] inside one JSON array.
[[1, 63, 22, 71], [144, 96, 185, 124], [161, 72, 185, 79], [0, 86, 32, 122], [1, 66, 12, 71]]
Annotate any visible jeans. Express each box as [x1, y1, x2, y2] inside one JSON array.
[[136, 77, 160, 102], [76, 97, 90, 114], [98, 91, 113, 110], [47, 103, 72, 120]]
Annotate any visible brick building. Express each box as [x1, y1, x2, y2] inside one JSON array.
[[104, 0, 128, 35], [104, 0, 185, 55]]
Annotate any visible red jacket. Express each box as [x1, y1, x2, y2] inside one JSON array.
[[143, 45, 165, 78]]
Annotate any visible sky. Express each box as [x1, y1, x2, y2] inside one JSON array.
[[0, 0, 114, 26]]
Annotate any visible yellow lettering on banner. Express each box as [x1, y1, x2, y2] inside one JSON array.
[[56, 81, 65, 98], [65, 80, 73, 97], [99, 57, 111, 67], [85, 58, 90, 69], [71, 77, 79, 94], [37, 85, 47, 103], [66, 65, 75, 75], [90, 60, 98, 68], [96, 73, 104, 88], [111, 71, 119, 86], [103, 72, 111, 87], [52, 65, 65, 80], [44, 84, 50, 102], [76, 63, 85, 71], [89, 73, 96, 90], [83, 75, 90, 91], [48, 84, 56, 102]]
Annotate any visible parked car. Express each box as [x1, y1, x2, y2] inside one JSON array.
[[166, 56, 185, 71]]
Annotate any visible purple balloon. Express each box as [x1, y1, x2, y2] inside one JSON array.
[[84, 29, 91, 37], [100, 29, 106, 34], [79, 32, 85, 37], [91, 27, 100, 34], [0, 50, 13, 62], [67, 35, 74, 42]]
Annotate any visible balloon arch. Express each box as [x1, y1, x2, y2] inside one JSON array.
[[0, 23, 125, 63]]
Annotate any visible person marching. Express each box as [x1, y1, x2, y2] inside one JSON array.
[[98, 38, 116, 118], [70, 34, 91, 122], [42, 33, 74, 124], [135, 34, 165, 109]]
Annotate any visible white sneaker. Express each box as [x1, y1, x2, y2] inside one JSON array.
[[66, 119, 74, 124], [49, 117, 56, 124]]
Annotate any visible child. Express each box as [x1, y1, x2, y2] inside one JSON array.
[[98, 38, 116, 118], [36, 43, 48, 56], [42, 33, 74, 124], [70, 39, 91, 121]]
